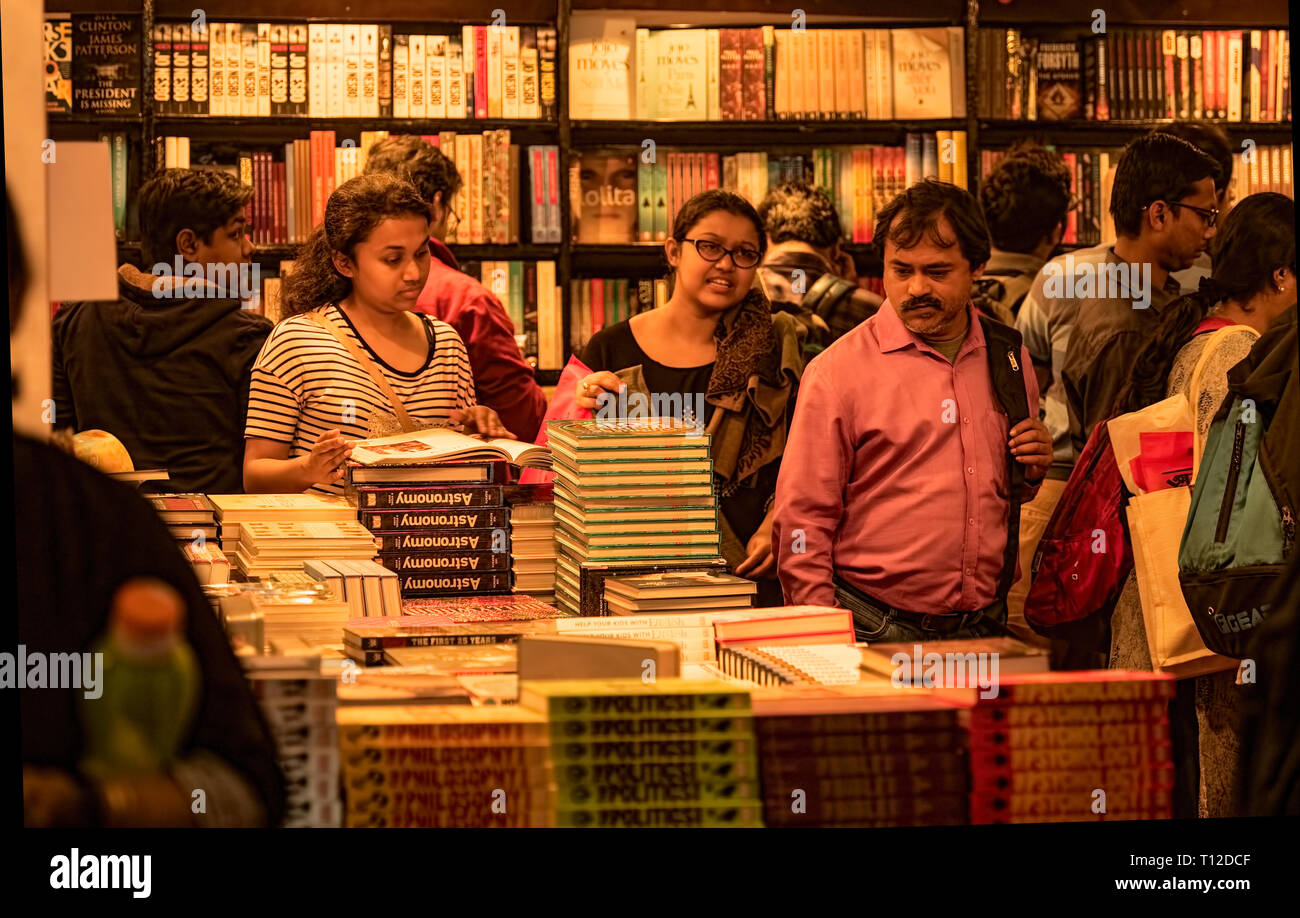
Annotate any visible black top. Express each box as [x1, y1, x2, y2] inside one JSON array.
[[53, 274, 272, 493], [14, 435, 285, 824], [581, 319, 775, 548]]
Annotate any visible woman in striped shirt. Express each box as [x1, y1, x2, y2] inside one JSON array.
[[243, 174, 511, 494]]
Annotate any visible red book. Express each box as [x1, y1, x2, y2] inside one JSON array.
[[665, 152, 678, 232], [1202, 31, 1216, 119], [705, 152, 719, 191], [691, 152, 705, 200], [1162, 31, 1177, 119], [1062, 152, 1078, 244], [718, 29, 742, 121], [740, 29, 766, 121], [274, 160, 286, 244], [474, 26, 488, 119], [590, 277, 605, 334], [253, 153, 265, 245]]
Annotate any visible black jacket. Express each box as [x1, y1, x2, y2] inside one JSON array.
[[14, 434, 284, 824], [53, 264, 272, 493]]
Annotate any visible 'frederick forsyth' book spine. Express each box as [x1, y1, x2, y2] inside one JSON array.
[[375, 529, 505, 553], [395, 571, 512, 596], [378, 551, 511, 574], [356, 485, 505, 510], [359, 508, 509, 532]]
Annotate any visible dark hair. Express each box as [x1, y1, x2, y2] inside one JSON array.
[[281, 173, 431, 316], [1112, 192, 1296, 415], [671, 189, 767, 259], [1152, 122, 1234, 196], [874, 178, 991, 269], [362, 135, 462, 205], [757, 182, 841, 251], [138, 168, 254, 266], [978, 143, 1072, 253], [1110, 133, 1219, 238]]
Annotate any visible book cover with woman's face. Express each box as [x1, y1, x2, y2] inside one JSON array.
[[573, 151, 638, 244]]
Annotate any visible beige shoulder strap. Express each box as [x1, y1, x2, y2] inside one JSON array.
[[1188, 324, 1259, 480], [307, 308, 417, 432]]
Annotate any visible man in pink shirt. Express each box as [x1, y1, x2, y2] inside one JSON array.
[[364, 136, 547, 442], [773, 180, 1053, 641]]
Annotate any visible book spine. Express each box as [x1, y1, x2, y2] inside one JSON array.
[[360, 508, 509, 532], [520, 27, 538, 119], [270, 24, 289, 117], [1228, 31, 1243, 122], [1177, 31, 1191, 119], [379, 551, 511, 574], [1190, 33, 1204, 120], [817, 29, 835, 120], [475, 26, 489, 120], [397, 571, 512, 596], [719, 30, 741, 121], [288, 25, 308, 117], [538, 27, 556, 121], [429, 35, 447, 120], [257, 22, 272, 118], [361, 24, 379, 118], [501, 26, 520, 119], [377, 25, 392, 119], [307, 24, 326, 118], [153, 23, 172, 116], [172, 22, 191, 115], [706, 28, 721, 121], [762, 25, 776, 121]]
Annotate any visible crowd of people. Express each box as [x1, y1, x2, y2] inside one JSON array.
[[19, 124, 1297, 824]]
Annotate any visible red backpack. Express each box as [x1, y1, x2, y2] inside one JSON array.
[[1024, 420, 1134, 636]]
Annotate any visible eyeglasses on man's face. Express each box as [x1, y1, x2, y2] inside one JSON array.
[[682, 237, 762, 269], [1159, 200, 1220, 228]]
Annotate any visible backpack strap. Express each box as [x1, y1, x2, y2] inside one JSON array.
[[307, 308, 419, 433], [802, 273, 856, 322], [977, 314, 1031, 598]]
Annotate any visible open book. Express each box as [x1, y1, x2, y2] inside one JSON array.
[[349, 427, 552, 469]]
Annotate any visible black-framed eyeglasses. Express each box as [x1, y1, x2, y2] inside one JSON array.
[[1157, 201, 1220, 227], [682, 238, 762, 269]]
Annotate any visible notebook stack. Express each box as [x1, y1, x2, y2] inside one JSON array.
[[604, 571, 756, 615], [751, 684, 973, 827], [208, 493, 359, 568], [236, 519, 379, 580], [967, 671, 1176, 824], [547, 418, 725, 617], [245, 665, 340, 828], [339, 705, 553, 828], [356, 473, 512, 599], [505, 483, 557, 604], [146, 493, 220, 550], [519, 678, 764, 828], [304, 559, 402, 617]]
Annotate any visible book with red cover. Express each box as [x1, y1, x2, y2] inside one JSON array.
[[718, 29, 743, 121], [740, 28, 766, 121], [474, 26, 488, 119]]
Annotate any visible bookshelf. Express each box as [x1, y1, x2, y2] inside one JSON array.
[[47, 0, 1292, 382]]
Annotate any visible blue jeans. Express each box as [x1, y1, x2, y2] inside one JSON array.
[[834, 579, 1010, 644]]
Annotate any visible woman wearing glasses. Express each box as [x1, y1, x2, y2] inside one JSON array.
[[575, 190, 804, 605]]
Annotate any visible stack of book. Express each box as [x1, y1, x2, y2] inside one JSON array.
[[751, 684, 972, 827], [145, 493, 220, 548], [519, 679, 764, 828], [712, 606, 855, 651], [208, 493, 358, 568], [304, 559, 402, 617], [246, 664, 340, 828], [717, 644, 864, 687], [505, 484, 557, 604], [342, 602, 565, 666], [349, 428, 552, 600], [548, 418, 725, 617], [339, 705, 553, 828], [967, 671, 1176, 824], [235, 519, 378, 580], [604, 571, 756, 616], [227, 580, 354, 648]]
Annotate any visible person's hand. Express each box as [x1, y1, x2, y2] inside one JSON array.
[[24, 766, 94, 827], [1009, 417, 1053, 483], [450, 406, 514, 440], [734, 516, 777, 579], [574, 371, 624, 412], [301, 428, 353, 487]]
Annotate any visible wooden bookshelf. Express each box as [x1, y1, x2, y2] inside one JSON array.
[[49, 0, 1293, 376]]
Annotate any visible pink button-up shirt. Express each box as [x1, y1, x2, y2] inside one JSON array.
[[773, 301, 1040, 613]]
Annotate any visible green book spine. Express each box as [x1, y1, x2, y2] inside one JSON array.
[[509, 260, 524, 335], [638, 160, 653, 242], [112, 132, 127, 237], [652, 161, 668, 241]]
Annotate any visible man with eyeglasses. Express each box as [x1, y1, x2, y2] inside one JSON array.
[[363, 135, 547, 442]]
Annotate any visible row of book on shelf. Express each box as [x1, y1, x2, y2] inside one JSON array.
[[980, 27, 1291, 122], [158, 130, 562, 248], [574, 133, 968, 246], [47, 15, 559, 120], [573, 19, 967, 121]]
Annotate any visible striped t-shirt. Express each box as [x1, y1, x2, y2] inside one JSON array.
[[245, 304, 476, 494]]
